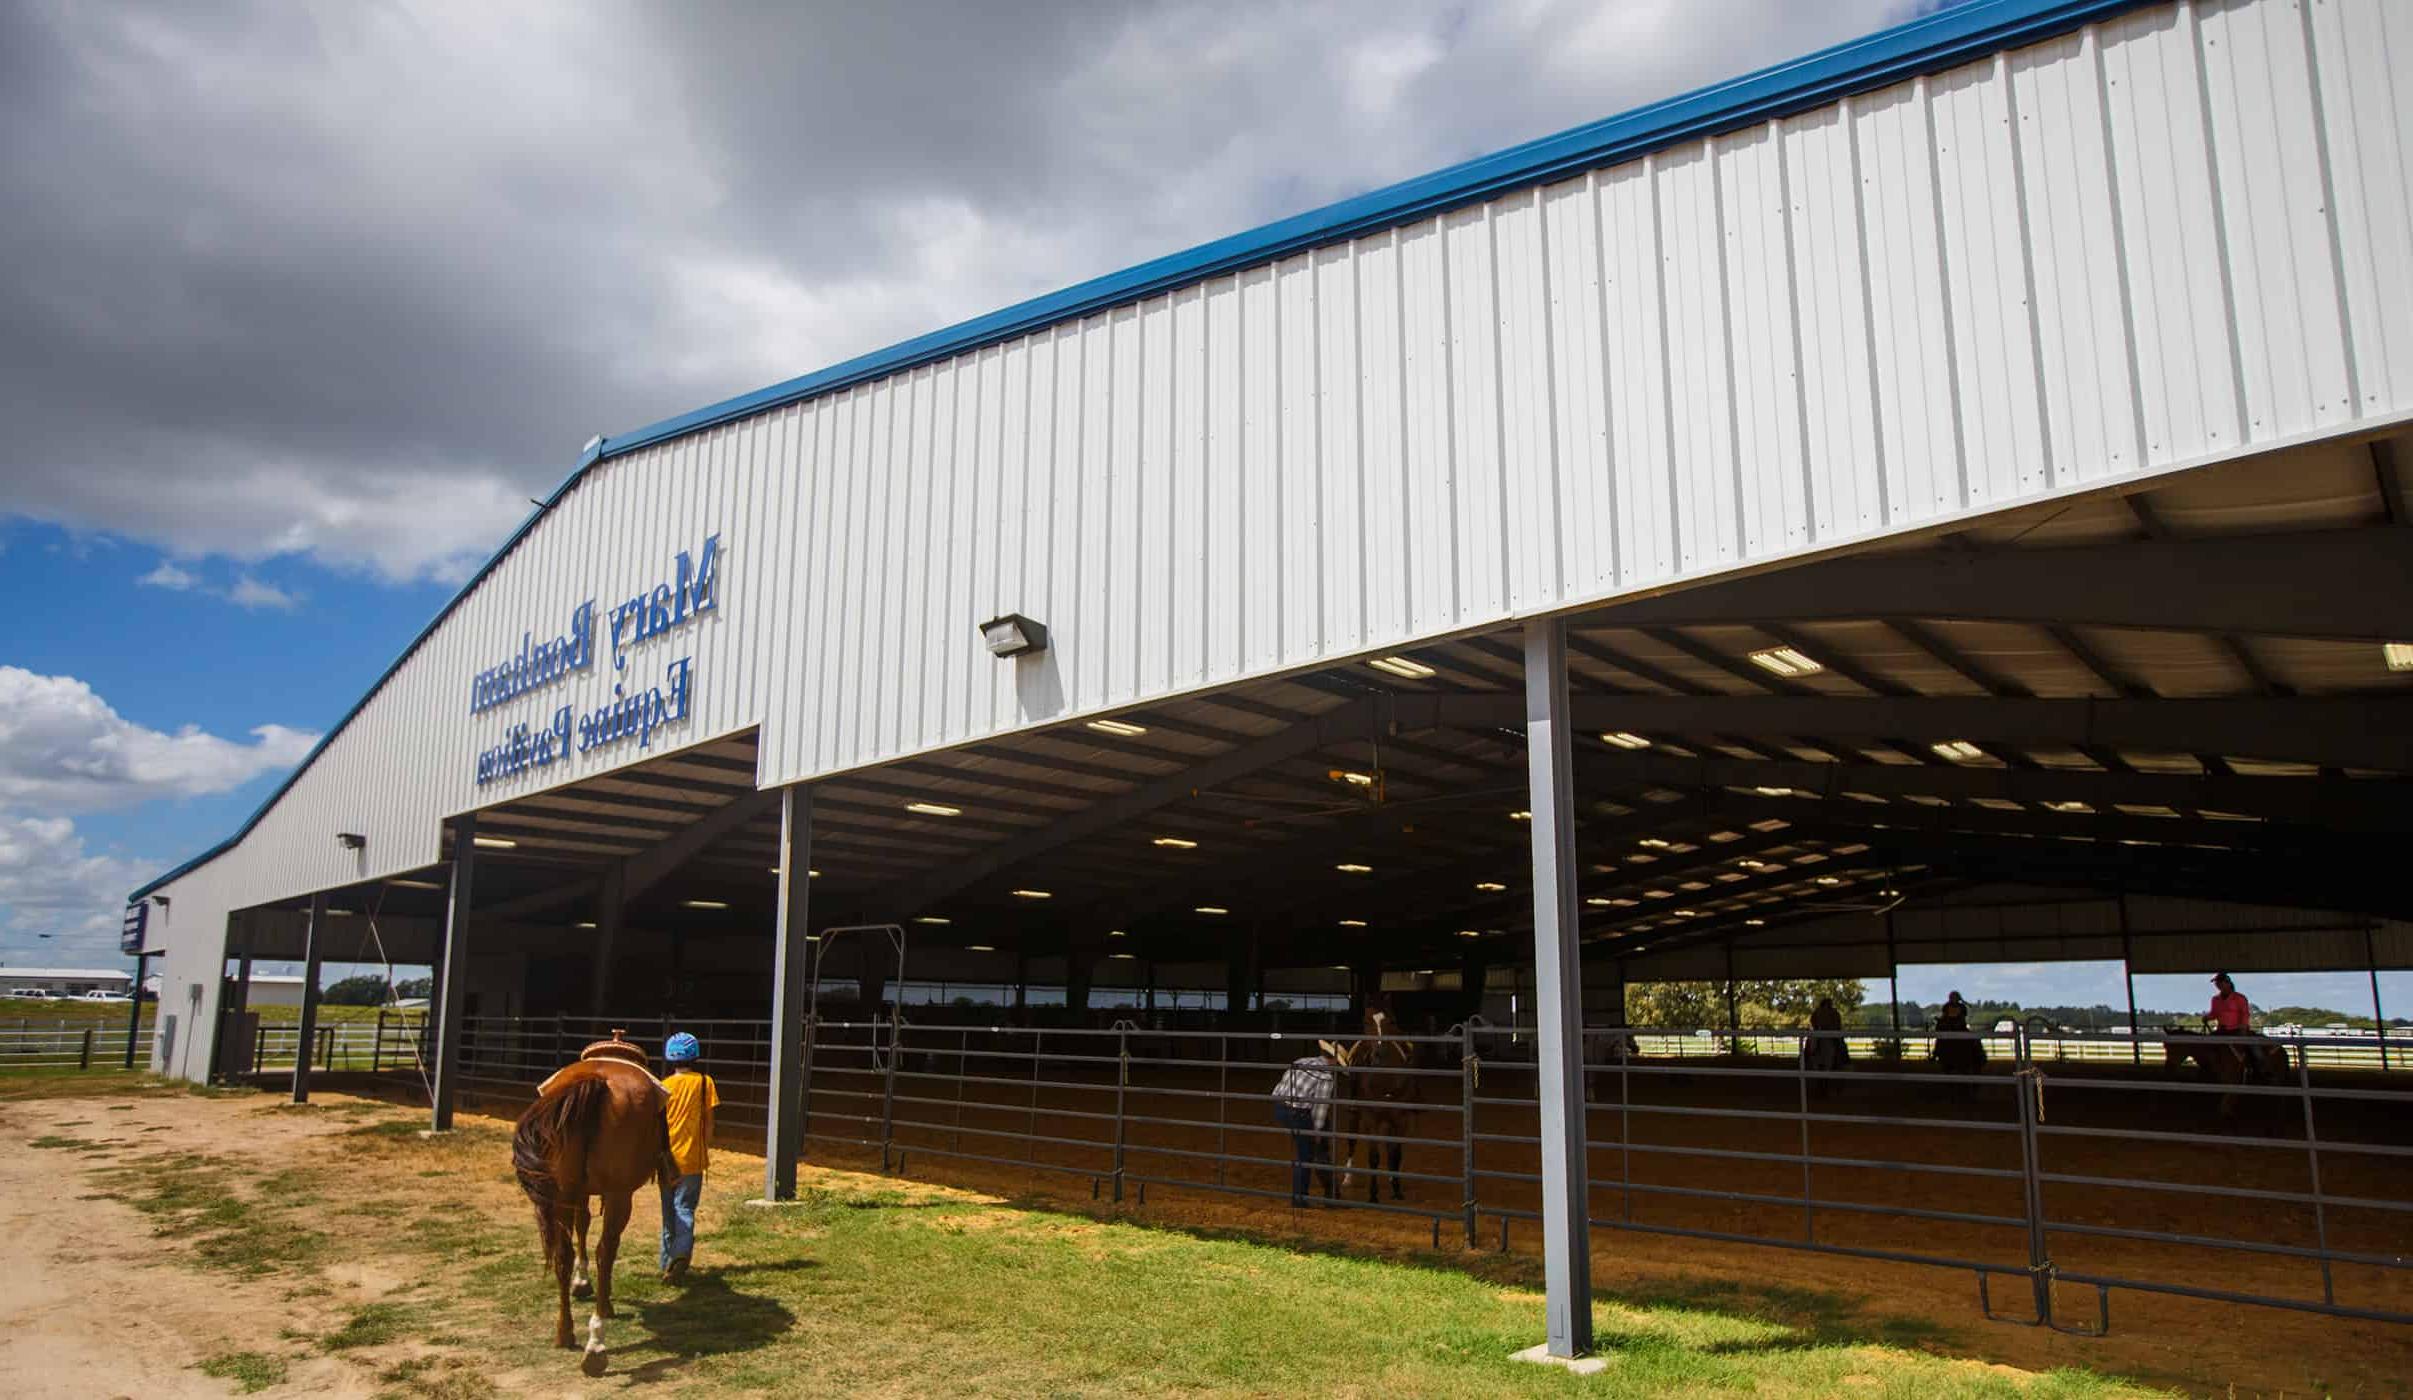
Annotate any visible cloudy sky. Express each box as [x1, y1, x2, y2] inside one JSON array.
[[4, 0, 2392, 1015]]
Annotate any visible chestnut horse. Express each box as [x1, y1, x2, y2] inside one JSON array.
[[1334, 1000, 1428, 1204], [2164, 1027, 2292, 1124], [513, 1036, 672, 1376]]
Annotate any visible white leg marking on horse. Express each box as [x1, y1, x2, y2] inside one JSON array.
[[581, 1312, 607, 1376]]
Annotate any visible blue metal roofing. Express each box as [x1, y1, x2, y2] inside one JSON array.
[[130, 0, 2161, 902]]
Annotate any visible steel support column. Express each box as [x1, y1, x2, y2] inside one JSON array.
[[291, 892, 328, 1103], [431, 815, 476, 1131], [766, 785, 814, 1200], [2120, 894, 2141, 1068], [1522, 619, 1595, 1359], [2369, 926, 2390, 1073], [123, 951, 149, 1070], [589, 862, 625, 1017]]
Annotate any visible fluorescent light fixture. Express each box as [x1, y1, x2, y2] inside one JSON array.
[[2047, 800, 2093, 814], [1673, 909, 1699, 917], [1107, 929, 1126, 937], [1475, 881, 1506, 892], [1194, 905, 1229, 916], [2385, 642, 2413, 672], [1753, 786, 1796, 798], [904, 802, 962, 817], [1088, 717, 1149, 737], [1107, 951, 1137, 960], [1739, 858, 1778, 871], [575, 921, 597, 930], [1367, 655, 1437, 679], [326, 908, 357, 917], [387, 878, 443, 891], [1814, 876, 1842, 887], [1748, 646, 1824, 678], [1508, 809, 1532, 821], [1335, 862, 1373, 874], [1152, 836, 1199, 849], [979, 612, 1050, 657], [914, 916, 951, 925], [472, 836, 517, 850], [1601, 731, 1651, 750], [1332, 769, 1376, 787], [810, 869, 820, 878], [1744, 917, 1767, 927], [682, 899, 729, 910], [1931, 740, 1986, 762], [1338, 919, 1368, 928], [769, 867, 782, 875], [1010, 888, 1052, 900], [966, 944, 996, 952], [1584, 897, 1614, 907], [1456, 929, 1481, 939], [1638, 837, 1673, 849]]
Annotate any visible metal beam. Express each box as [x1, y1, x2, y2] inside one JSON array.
[[765, 785, 813, 1201], [1522, 620, 1595, 1359], [1416, 693, 2413, 773], [882, 699, 1382, 915], [291, 891, 327, 1105], [431, 816, 476, 1132], [1586, 528, 2413, 640], [1562, 749, 2413, 833]]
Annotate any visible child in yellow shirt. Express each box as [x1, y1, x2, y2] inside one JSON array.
[[658, 1031, 719, 1282]]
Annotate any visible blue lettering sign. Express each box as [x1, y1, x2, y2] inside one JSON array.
[[470, 534, 722, 785]]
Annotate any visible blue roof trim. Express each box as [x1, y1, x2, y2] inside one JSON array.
[[129, 0, 2161, 903]]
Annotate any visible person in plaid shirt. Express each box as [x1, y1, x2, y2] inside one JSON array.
[[1271, 1043, 1342, 1207]]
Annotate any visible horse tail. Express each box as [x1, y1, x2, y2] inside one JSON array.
[[514, 1075, 610, 1259]]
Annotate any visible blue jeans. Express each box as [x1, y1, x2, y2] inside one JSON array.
[[1273, 1104, 1329, 1204], [659, 1173, 702, 1270]]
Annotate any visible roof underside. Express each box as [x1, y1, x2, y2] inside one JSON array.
[[272, 430, 2413, 977]]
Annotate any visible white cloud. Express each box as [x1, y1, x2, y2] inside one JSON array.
[[0, 0, 1915, 587], [137, 560, 197, 590], [0, 666, 318, 814], [0, 815, 154, 965], [227, 575, 300, 611]]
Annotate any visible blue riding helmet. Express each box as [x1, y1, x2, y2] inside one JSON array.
[[665, 1031, 701, 1063]]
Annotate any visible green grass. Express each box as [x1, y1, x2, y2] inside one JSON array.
[[321, 1301, 411, 1350], [13, 1081, 2171, 1398], [197, 1350, 288, 1393], [86, 1145, 328, 1277]]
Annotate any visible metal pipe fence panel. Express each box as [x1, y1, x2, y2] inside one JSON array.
[[0, 1026, 153, 1070], [400, 1012, 2413, 1331]]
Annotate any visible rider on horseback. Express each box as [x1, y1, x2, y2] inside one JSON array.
[[2206, 973, 2251, 1035]]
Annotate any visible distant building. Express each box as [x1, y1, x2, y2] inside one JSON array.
[[0, 967, 134, 997]]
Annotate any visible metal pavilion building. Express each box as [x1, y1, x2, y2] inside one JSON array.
[[129, 0, 2411, 1358]]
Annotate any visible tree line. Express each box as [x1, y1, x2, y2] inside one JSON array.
[[1621, 980, 2403, 1031]]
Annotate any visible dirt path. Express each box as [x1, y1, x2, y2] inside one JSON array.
[[0, 1094, 378, 1399]]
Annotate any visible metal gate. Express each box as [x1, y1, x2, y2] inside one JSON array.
[[435, 1014, 2413, 1332]]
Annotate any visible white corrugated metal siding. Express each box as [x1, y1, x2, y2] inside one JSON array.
[[149, 0, 2413, 1071]]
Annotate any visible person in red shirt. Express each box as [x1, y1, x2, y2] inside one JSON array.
[[2205, 973, 2252, 1033]]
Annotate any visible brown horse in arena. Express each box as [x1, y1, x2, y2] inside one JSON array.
[[513, 1033, 673, 1375], [1334, 999, 1428, 1204], [2164, 1027, 2292, 1124]]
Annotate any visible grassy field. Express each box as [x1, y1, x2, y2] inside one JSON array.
[[0, 997, 407, 1029], [0, 1072, 2167, 1399]]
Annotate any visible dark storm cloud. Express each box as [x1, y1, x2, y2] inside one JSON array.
[[0, 0, 1913, 583]]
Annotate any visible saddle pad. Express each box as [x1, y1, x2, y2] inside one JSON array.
[[536, 1054, 666, 1098]]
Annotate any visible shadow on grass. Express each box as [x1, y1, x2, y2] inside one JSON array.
[[984, 1189, 1957, 1360], [612, 1273, 797, 1380]]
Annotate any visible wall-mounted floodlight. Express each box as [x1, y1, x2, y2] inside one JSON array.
[[337, 832, 367, 850], [980, 613, 1049, 657]]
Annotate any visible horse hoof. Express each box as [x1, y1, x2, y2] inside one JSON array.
[[596, 1302, 614, 1320], [581, 1347, 608, 1377], [571, 1280, 593, 1300]]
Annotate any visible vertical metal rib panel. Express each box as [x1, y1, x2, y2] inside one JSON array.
[[147, 0, 2413, 1032]]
